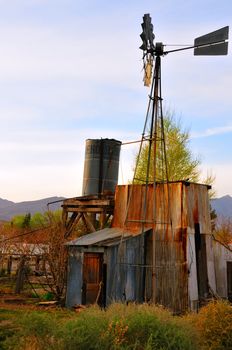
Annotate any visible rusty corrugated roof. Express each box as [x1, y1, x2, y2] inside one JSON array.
[[66, 227, 150, 247]]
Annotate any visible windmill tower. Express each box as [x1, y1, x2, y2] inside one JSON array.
[[130, 14, 229, 303]]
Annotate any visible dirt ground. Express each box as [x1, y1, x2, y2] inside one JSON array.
[[0, 276, 63, 312]]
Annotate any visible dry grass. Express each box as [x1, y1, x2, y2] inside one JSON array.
[[187, 300, 232, 350], [0, 300, 231, 350]]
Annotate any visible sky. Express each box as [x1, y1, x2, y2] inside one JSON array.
[[0, 0, 231, 202]]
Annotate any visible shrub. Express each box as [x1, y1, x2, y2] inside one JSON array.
[[5, 301, 232, 350], [42, 292, 55, 301], [63, 306, 110, 350], [192, 300, 232, 350], [107, 303, 196, 350], [3, 312, 63, 350], [62, 303, 197, 350]]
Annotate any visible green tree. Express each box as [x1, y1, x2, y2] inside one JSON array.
[[11, 213, 31, 229], [22, 213, 31, 229], [134, 114, 213, 188], [30, 212, 49, 229], [9, 210, 63, 230]]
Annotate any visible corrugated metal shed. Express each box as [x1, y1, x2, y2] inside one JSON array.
[[66, 227, 150, 308], [66, 181, 214, 313]]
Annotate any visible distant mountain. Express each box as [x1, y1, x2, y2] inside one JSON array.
[[211, 195, 232, 219], [0, 196, 65, 221], [0, 194, 231, 222], [0, 198, 14, 209]]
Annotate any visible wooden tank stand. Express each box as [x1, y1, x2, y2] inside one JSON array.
[[62, 194, 115, 238]]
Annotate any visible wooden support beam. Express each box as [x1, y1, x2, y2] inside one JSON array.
[[63, 199, 114, 207], [104, 214, 112, 227], [83, 213, 96, 233], [62, 195, 115, 235], [15, 255, 26, 294], [62, 209, 68, 227], [66, 212, 77, 230], [64, 207, 113, 213], [65, 213, 83, 238], [81, 214, 89, 232], [99, 213, 106, 229]]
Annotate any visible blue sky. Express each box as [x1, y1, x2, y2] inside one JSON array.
[[0, 0, 231, 201]]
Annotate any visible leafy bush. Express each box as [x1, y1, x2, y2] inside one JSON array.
[[2, 304, 197, 350], [63, 306, 110, 350], [62, 303, 196, 350], [2, 301, 231, 350], [191, 300, 232, 350], [3, 312, 62, 350], [108, 303, 196, 350], [42, 292, 55, 301]]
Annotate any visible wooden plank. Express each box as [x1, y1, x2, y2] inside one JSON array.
[[63, 199, 114, 207], [65, 207, 114, 213]]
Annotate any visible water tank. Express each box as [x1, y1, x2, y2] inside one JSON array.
[[82, 139, 121, 196]]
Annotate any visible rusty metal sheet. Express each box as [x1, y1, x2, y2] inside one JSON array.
[[106, 233, 146, 304], [65, 249, 83, 308], [113, 182, 211, 236], [113, 183, 184, 238], [66, 227, 130, 246], [183, 183, 211, 234], [112, 185, 129, 228]]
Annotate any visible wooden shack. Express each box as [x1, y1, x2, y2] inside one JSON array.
[[66, 181, 216, 313]]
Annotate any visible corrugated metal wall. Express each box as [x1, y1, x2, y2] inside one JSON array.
[[66, 247, 83, 308], [112, 182, 211, 235], [106, 234, 145, 305]]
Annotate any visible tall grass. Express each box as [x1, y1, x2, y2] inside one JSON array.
[[1, 301, 231, 350]]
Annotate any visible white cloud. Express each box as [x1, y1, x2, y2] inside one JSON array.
[[0, 106, 40, 121], [0, 23, 141, 88], [191, 125, 232, 139]]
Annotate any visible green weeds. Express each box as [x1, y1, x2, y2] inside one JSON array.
[[0, 301, 231, 350]]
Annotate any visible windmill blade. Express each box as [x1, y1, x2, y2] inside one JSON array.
[[194, 26, 229, 55]]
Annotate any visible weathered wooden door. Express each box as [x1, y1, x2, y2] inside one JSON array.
[[82, 253, 103, 305], [227, 261, 232, 302]]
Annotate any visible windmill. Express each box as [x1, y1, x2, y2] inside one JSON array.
[[132, 14, 229, 302], [138, 13, 229, 188]]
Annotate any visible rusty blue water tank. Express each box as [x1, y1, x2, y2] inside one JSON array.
[[82, 139, 121, 196]]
